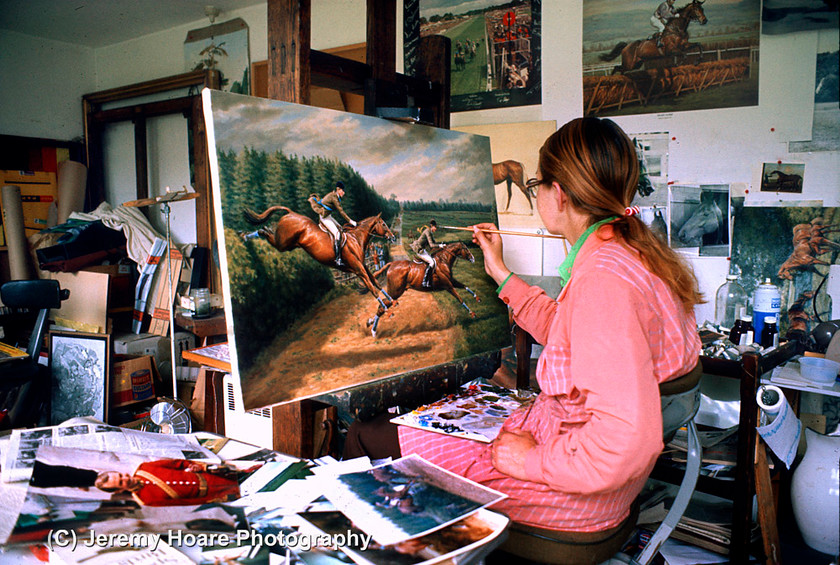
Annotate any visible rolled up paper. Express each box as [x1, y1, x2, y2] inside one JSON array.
[[56, 160, 87, 224], [756, 384, 802, 469], [1, 185, 34, 280]]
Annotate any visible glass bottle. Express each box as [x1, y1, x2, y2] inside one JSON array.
[[729, 315, 755, 346], [191, 288, 211, 318], [714, 274, 748, 330], [761, 316, 779, 349]]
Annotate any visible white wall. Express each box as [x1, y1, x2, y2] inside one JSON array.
[[0, 30, 95, 140], [2, 1, 838, 315]]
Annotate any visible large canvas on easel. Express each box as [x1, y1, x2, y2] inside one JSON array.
[[202, 89, 509, 410]]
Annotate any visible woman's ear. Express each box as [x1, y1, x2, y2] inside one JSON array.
[[550, 182, 567, 211]]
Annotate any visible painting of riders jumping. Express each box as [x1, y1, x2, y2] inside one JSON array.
[[202, 89, 510, 411], [582, 0, 761, 116]]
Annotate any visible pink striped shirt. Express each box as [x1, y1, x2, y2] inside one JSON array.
[[399, 224, 701, 532]]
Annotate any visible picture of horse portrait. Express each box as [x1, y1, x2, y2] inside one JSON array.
[[202, 89, 510, 410], [760, 163, 805, 194], [414, 0, 541, 112], [583, 0, 761, 116], [454, 121, 562, 277], [669, 184, 729, 256]]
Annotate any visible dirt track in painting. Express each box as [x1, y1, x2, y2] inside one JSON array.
[[241, 289, 463, 410]]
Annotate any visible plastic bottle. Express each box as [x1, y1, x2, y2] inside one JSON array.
[[761, 316, 779, 349], [729, 315, 755, 346], [753, 278, 781, 341], [714, 274, 748, 329]]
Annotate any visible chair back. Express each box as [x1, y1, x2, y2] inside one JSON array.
[[659, 361, 702, 442]]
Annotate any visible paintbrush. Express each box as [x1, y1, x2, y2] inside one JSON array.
[[440, 225, 566, 240]]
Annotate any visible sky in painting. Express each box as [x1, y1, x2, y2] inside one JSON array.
[[420, 0, 511, 19], [208, 90, 493, 204]]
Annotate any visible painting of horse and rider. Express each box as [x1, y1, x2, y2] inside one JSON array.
[[583, 0, 761, 116], [202, 89, 509, 410]]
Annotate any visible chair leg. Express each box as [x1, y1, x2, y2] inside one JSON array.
[[635, 419, 702, 565]]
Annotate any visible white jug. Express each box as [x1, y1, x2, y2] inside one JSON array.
[[790, 427, 840, 555]]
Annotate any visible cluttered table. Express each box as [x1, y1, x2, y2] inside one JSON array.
[[0, 419, 509, 564]]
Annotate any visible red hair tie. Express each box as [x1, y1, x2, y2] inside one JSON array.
[[624, 206, 641, 217]]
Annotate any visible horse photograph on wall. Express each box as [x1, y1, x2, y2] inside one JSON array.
[[582, 0, 761, 116], [760, 162, 805, 193], [202, 89, 509, 410], [669, 184, 729, 256]]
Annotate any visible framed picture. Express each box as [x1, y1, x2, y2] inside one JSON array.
[[49, 331, 110, 425]]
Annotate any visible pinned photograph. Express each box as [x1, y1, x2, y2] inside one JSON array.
[[761, 163, 805, 193]]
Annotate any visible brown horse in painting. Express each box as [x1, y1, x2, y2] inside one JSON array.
[[600, 0, 708, 74], [243, 205, 396, 310], [493, 160, 532, 212], [366, 241, 480, 337]]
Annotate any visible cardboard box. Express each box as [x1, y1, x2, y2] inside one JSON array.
[[82, 263, 135, 310], [111, 354, 156, 408], [1, 170, 58, 237], [113, 331, 196, 361]]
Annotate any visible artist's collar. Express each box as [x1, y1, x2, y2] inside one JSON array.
[[557, 216, 618, 286]]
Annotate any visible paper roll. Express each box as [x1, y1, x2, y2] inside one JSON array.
[[1, 185, 34, 280], [756, 384, 784, 416], [756, 384, 801, 469], [56, 160, 87, 224]]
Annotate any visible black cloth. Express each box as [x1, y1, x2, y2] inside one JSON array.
[[30, 461, 97, 488]]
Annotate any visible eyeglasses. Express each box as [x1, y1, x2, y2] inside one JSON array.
[[525, 178, 545, 199]]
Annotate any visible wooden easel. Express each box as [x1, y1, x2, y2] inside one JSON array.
[[264, 0, 451, 457]]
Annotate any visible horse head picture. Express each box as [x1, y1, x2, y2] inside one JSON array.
[[203, 89, 509, 410], [677, 198, 723, 245]]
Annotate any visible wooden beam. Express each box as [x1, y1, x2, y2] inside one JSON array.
[[88, 96, 194, 124], [83, 70, 218, 106], [367, 0, 396, 82], [267, 0, 311, 104], [190, 97, 212, 251], [133, 115, 148, 202]]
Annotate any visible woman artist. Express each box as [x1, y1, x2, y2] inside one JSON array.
[[345, 117, 702, 538]]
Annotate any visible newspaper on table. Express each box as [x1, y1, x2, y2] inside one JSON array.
[[2, 419, 219, 483], [390, 378, 537, 442]]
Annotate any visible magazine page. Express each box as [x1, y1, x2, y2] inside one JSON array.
[[320, 454, 506, 546], [3, 423, 220, 483], [391, 378, 536, 442]]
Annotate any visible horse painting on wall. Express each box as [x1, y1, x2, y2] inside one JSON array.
[[202, 89, 510, 410], [582, 0, 761, 117]]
